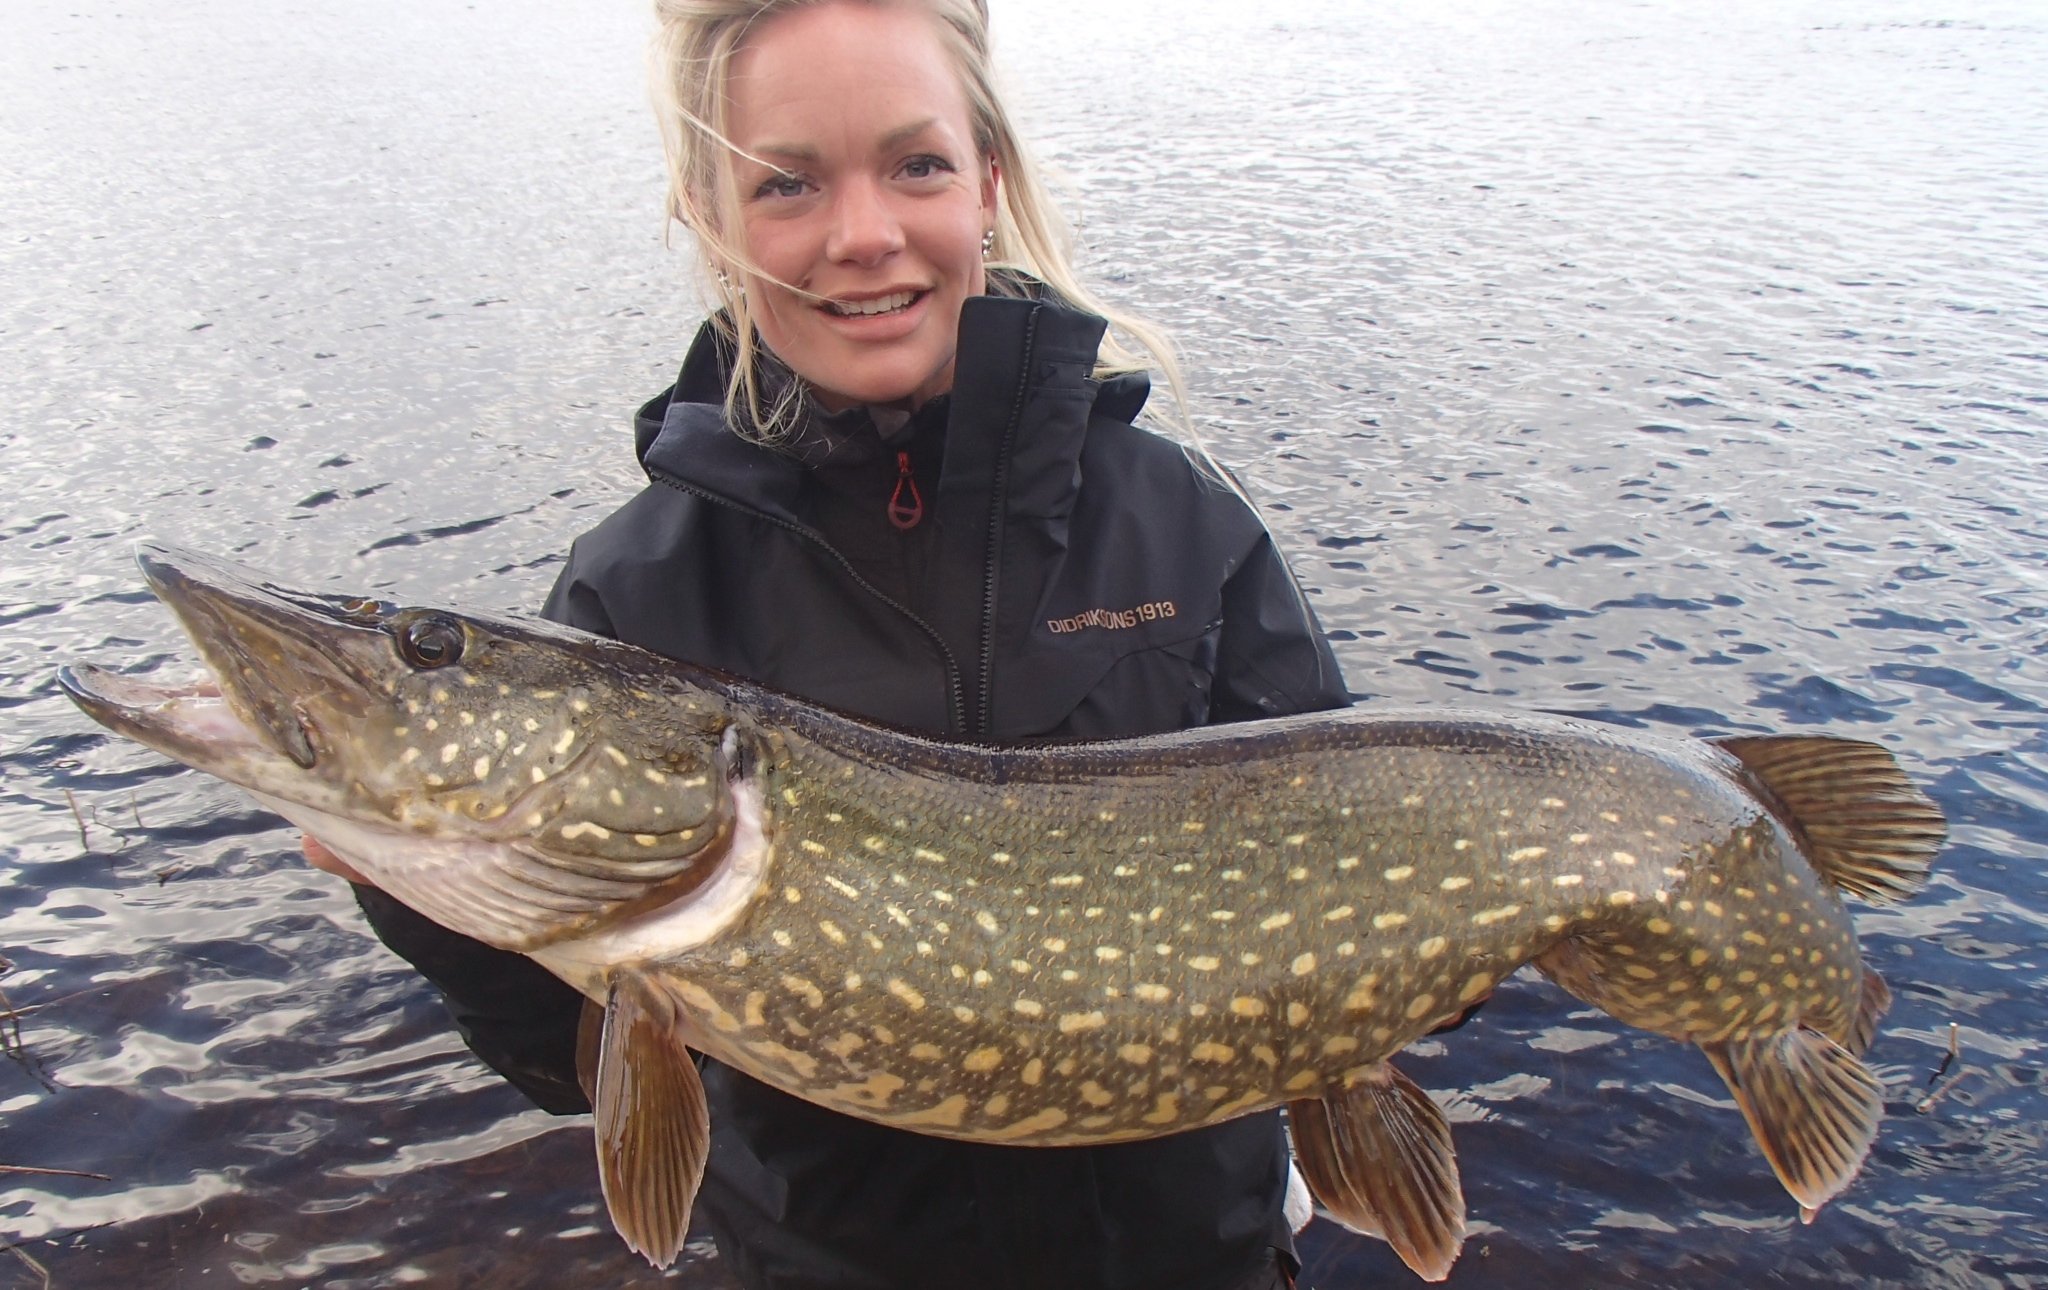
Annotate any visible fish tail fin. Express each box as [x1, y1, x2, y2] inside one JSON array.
[[1287, 1060, 1465, 1282], [1699, 1027, 1883, 1220], [1712, 735, 1946, 904]]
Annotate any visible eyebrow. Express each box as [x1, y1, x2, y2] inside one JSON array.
[[747, 118, 946, 168]]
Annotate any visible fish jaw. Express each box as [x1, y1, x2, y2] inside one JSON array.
[[62, 544, 750, 951]]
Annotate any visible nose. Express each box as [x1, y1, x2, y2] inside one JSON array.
[[824, 175, 905, 266]]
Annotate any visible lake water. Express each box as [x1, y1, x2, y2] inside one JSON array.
[[3, 0, 2044, 1286]]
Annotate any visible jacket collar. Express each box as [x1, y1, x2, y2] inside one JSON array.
[[633, 294, 1149, 532]]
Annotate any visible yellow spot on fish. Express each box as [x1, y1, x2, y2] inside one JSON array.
[[1187, 956, 1221, 972], [1553, 874, 1583, 888], [1014, 999, 1044, 1018], [986, 1109, 1070, 1141], [1405, 994, 1440, 1021], [1230, 997, 1268, 1019], [1193, 1042, 1236, 1064], [1417, 936, 1447, 959], [1119, 1043, 1154, 1065], [975, 911, 1001, 935], [745, 1040, 818, 1080], [1292, 953, 1318, 976], [1373, 913, 1409, 930], [1383, 865, 1415, 882], [1325, 905, 1356, 922], [1286, 1002, 1312, 1027], [1285, 1070, 1321, 1093], [1510, 847, 1548, 862], [1142, 1094, 1181, 1125], [888, 979, 927, 1011], [1135, 984, 1173, 1003], [1259, 912, 1294, 932], [1058, 1011, 1107, 1033]]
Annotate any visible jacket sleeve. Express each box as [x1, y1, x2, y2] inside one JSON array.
[[348, 546, 613, 1115], [1208, 529, 1351, 723]]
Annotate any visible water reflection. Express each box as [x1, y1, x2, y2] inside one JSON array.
[[4, 0, 2045, 1286]]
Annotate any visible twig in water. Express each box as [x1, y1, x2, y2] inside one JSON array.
[[65, 789, 90, 853], [2, 1239, 51, 1290], [0, 1164, 112, 1181], [1915, 1024, 1969, 1114]]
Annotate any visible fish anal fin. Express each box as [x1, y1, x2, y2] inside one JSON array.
[[595, 972, 711, 1269], [1699, 1027, 1882, 1218], [1287, 1060, 1466, 1282], [1712, 735, 1945, 905]]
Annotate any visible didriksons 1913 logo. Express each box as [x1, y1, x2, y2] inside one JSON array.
[[1045, 601, 1178, 634]]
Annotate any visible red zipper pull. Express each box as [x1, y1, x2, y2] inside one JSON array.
[[888, 450, 924, 530]]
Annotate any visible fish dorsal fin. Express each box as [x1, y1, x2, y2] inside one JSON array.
[[594, 972, 711, 1268], [1712, 735, 1945, 904], [1287, 1060, 1465, 1282], [1844, 964, 1892, 1058], [1699, 1027, 1883, 1220]]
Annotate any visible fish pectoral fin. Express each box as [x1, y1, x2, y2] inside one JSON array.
[[1711, 735, 1945, 904], [594, 972, 710, 1269], [1700, 1027, 1883, 1220], [1287, 1060, 1465, 1282]]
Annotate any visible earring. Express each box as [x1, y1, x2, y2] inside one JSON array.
[[715, 269, 744, 299], [981, 228, 995, 259]]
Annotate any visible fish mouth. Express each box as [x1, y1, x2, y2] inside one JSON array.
[[59, 543, 393, 777]]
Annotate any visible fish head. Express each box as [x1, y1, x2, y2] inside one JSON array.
[[61, 544, 740, 950]]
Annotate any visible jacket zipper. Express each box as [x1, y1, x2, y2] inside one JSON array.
[[648, 472, 970, 734], [887, 451, 925, 530], [974, 307, 1040, 739]]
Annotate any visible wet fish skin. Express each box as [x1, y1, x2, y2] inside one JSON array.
[[58, 545, 1946, 1281]]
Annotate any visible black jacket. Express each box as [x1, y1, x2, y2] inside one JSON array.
[[359, 294, 1350, 1290]]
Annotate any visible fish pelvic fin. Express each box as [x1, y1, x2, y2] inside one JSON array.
[[1287, 1060, 1466, 1282], [1712, 735, 1946, 904], [594, 972, 711, 1269], [1844, 964, 1893, 1058], [1699, 1027, 1883, 1220]]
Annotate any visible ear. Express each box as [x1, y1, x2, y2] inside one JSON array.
[[980, 153, 1001, 215]]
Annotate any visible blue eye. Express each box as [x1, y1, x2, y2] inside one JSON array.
[[901, 154, 954, 180], [754, 172, 808, 200]]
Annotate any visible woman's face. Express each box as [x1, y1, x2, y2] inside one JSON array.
[[724, 1, 996, 411]]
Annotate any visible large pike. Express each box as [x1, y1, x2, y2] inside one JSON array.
[[59, 546, 1945, 1280]]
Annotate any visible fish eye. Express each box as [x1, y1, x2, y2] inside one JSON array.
[[396, 615, 466, 670]]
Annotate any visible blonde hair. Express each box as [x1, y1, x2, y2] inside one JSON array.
[[648, 0, 1200, 447]]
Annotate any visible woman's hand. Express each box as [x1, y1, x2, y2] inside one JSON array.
[[302, 834, 372, 885]]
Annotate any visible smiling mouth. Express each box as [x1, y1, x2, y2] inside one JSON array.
[[823, 290, 924, 318]]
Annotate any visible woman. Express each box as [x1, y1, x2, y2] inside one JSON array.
[[324, 2, 1351, 1286]]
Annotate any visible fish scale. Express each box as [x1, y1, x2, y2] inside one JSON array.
[[58, 545, 1946, 1282]]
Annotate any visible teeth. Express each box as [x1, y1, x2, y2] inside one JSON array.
[[828, 291, 917, 317]]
